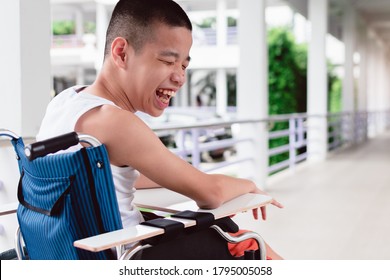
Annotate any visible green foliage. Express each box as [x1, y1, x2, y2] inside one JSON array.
[[227, 17, 237, 27], [267, 27, 342, 170], [267, 27, 307, 167], [196, 17, 216, 28], [52, 20, 96, 35], [328, 65, 342, 113], [52, 20, 75, 35], [227, 72, 237, 106], [327, 65, 343, 145], [84, 21, 96, 34], [195, 16, 236, 28], [268, 27, 307, 115], [189, 26, 342, 171]]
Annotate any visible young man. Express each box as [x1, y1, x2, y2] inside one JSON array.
[[38, 0, 283, 259]]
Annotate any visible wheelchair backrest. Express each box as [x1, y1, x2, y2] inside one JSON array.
[[11, 136, 123, 259]]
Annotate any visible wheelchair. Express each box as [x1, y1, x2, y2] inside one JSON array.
[[0, 128, 267, 260]]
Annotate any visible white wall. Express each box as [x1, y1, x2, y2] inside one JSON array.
[[0, 0, 51, 137], [0, 0, 51, 252]]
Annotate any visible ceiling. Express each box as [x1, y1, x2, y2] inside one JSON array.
[[354, 0, 390, 46], [50, 0, 390, 50], [181, 0, 390, 49], [288, 0, 390, 49], [182, 0, 390, 50]]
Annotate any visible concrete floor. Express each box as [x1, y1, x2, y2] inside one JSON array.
[[234, 131, 390, 260]]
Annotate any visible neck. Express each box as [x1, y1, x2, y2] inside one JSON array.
[[86, 70, 136, 112]]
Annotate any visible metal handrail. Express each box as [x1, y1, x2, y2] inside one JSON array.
[[149, 110, 390, 176], [2, 110, 389, 177]]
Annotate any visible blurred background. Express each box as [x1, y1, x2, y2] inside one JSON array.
[[1, 0, 390, 259]]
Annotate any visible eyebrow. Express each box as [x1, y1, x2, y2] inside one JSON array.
[[159, 50, 191, 62]]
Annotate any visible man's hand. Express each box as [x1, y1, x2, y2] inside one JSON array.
[[251, 188, 284, 220]]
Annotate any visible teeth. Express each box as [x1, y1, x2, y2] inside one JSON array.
[[158, 89, 176, 97], [158, 95, 169, 104]]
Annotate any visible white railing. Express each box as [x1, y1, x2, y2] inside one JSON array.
[[150, 110, 390, 177], [194, 26, 237, 45], [267, 113, 308, 174], [52, 34, 84, 48]]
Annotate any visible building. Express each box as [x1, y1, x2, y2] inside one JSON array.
[[1, 0, 390, 256]]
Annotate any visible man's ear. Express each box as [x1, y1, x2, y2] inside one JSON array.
[[111, 37, 132, 68]]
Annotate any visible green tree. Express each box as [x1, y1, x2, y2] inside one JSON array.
[[267, 27, 307, 168], [268, 27, 307, 115], [328, 64, 342, 113], [196, 17, 216, 28], [52, 20, 75, 35]]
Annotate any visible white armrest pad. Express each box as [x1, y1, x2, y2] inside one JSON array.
[[74, 193, 272, 253]]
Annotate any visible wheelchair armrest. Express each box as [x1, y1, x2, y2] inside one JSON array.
[[73, 216, 197, 253], [134, 189, 273, 217], [74, 215, 267, 260], [74, 193, 272, 254]]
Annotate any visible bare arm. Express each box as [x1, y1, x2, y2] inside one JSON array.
[[135, 173, 161, 189], [76, 105, 282, 211]]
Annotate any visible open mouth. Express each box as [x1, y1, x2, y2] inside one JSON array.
[[156, 88, 176, 104]]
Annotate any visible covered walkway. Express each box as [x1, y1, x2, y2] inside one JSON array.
[[235, 131, 390, 259]]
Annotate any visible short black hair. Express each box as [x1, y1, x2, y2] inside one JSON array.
[[104, 0, 192, 58]]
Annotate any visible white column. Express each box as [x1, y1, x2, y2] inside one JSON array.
[[76, 66, 85, 85], [377, 46, 388, 132], [216, 0, 228, 46], [216, 69, 227, 116], [357, 27, 368, 141], [0, 0, 51, 137], [307, 0, 328, 161], [342, 7, 356, 117], [95, 2, 110, 71], [366, 34, 379, 137], [237, 0, 268, 188], [385, 54, 390, 116], [216, 0, 228, 116], [357, 28, 367, 112], [173, 72, 190, 107], [180, 75, 190, 106], [75, 8, 84, 39], [341, 7, 357, 145]]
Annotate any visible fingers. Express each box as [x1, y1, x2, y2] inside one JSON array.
[[253, 200, 283, 221], [271, 199, 284, 209], [252, 208, 258, 220], [252, 207, 267, 220], [261, 206, 266, 220], [251, 189, 284, 221], [252, 188, 284, 209]]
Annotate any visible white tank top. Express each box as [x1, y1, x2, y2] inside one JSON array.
[[37, 86, 144, 228]]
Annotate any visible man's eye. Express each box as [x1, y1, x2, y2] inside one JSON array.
[[160, 59, 174, 65]]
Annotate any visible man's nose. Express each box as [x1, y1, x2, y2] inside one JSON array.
[[171, 67, 186, 87]]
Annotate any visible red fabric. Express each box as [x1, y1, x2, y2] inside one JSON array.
[[227, 229, 272, 260]]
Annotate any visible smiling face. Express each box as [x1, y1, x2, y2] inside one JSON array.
[[122, 24, 192, 117]]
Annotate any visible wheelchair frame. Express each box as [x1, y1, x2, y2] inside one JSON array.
[[1, 128, 267, 260]]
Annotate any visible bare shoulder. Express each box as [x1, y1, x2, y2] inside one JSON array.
[[76, 104, 152, 139], [75, 104, 164, 167]]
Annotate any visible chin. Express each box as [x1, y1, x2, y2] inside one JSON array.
[[148, 109, 164, 118]]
